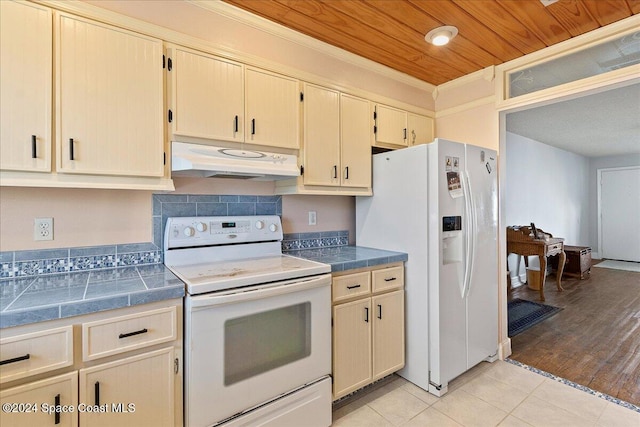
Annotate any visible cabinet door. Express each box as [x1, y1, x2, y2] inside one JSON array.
[[0, 372, 78, 427], [407, 113, 434, 146], [303, 84, 340, 186], [172, 47, 244, 142], [332, 299, 372, 400], [374, 104, 407, 147], [79, 347, 174, 427], [57, 14, 163, 177], [0, 1, 52, 172], [245, 68, 299, 149], [372, 290, 405, 381], [341, 94, 371, 188]]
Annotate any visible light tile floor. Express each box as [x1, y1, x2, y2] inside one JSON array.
[[331, 360, 640, 427]]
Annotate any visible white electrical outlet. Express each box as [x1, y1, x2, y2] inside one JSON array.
[[308, 211, 317, 226], [34, 218, 54, 241]]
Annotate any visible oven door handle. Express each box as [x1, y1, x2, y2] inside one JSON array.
[[189, 274, 331, 308]]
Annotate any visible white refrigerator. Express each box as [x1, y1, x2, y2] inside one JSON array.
[[356, 138, 498, 396]]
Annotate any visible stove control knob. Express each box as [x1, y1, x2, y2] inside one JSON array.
[[255, 220, 265, 230], [269, 223, 278, 232], [195, 222, 207, 232], [183, 226, 195, 237]]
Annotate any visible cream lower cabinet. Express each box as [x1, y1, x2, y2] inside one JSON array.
[[332, 263, 405, 400], [371, 290, 405, 380], [332, 299, 372, 398], [79, 348, 174, 427], [0, 372, 78, 427], [0, 301, 182, 427]]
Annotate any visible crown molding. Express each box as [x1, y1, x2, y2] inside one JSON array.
[[189, 0, 435, 93], [436, 66, 495, 93], [435, 96, 495, 119]]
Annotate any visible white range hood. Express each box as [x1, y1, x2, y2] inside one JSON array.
[[171, 142, 300, 180]]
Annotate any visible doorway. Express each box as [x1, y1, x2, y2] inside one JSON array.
[[500, 82, 640, 407], [598, 166, 640, 262]]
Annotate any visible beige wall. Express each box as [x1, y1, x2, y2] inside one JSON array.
[[435, 102, 499, 151], [0, 187, 153, 251], [171, 177, 274, 195], [434, 68, 499, 151], [0, 179, 356, 251], [282, 195, 355, 244]]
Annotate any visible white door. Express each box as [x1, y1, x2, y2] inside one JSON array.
[[600, 167, 640, 262]]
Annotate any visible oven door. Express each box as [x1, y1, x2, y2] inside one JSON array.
[[185, 273, 331, 427]]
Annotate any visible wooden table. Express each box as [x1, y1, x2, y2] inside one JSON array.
[[507, 226, 566, 301]]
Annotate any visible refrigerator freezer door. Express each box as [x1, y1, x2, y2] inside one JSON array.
[[428, 139, 468, 391]]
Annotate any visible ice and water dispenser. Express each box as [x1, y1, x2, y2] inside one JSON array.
[[442, 216, 463, 264]]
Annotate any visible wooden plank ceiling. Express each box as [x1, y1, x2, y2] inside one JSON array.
[[221, 0, 640, 85]]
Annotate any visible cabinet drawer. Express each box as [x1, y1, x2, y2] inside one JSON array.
[[332, 272, 371, 303], [372, 265, 404, 293], [0, 326, 73, 384], [82, 306, 177, 361], [547, 243, 563, 255]]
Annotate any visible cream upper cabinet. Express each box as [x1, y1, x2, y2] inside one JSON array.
[[340, 94, 371, 188], [407, 112, 434, 146], [245, 67, 299, 149], [170, 46, 244, 142], [372, 290, 405, 381], [56, 13, 164, 177], [0, 1, 52, 172], [302, 84, 340, 186], [0, 372, 78, 427], [79, 347, 174, 427], [301, 87, 371, 190], [374, 104, 408, 147], [332, 298, 372, 399]]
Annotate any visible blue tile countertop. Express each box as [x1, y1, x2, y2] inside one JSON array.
[[286, 246, 408, 272], [0, 264, 185, 329]]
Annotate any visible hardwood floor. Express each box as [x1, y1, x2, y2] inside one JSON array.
[[508, 260, 640, 406]]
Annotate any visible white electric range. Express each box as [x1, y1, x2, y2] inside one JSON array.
[[164, 215, 332, 427]]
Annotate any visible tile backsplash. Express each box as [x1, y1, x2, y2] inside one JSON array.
[[1, 193, 348, 279], [282, 231, 349, 251], [152, 194, 283, 248], [0, 243, 161, 279]]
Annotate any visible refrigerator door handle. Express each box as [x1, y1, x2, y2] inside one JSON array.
[[464, 170, 477, 299], [461, 172, 472, 299]]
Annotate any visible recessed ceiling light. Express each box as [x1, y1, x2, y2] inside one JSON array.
[[425, 25, 458, 46]]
